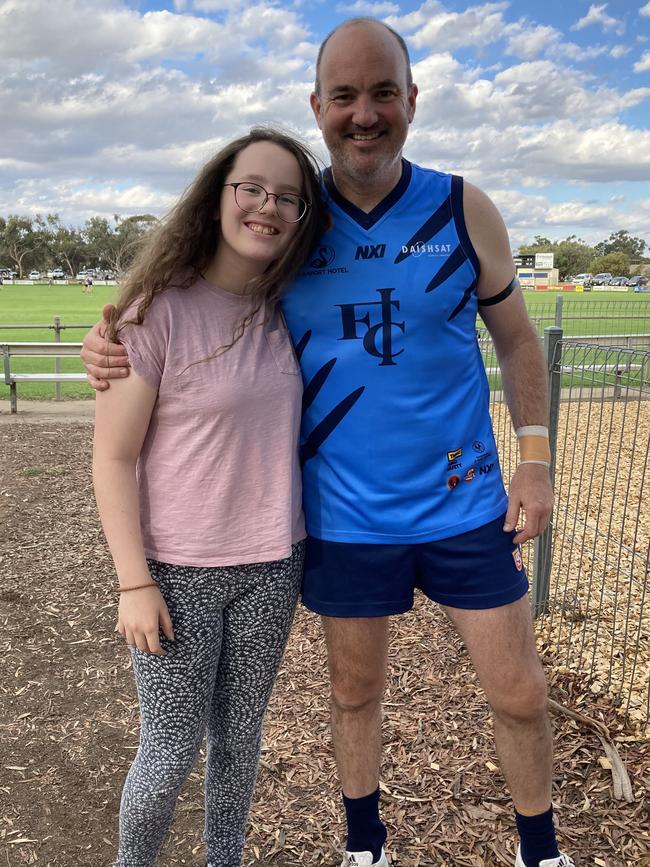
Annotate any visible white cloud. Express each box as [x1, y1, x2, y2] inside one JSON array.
[[404, 113, 650, 193], [389, 1, 515, 52], [634, 50, 650, 71], [0, 175, 179, 224], [1, 0, 649, 244], [383, 0, 443, 33], [335, 0, 399, 14], [0, 0, 310, 76], [571, 4, 624, 35], [640, 2, 650, 16], [506, 25, 562, 61], [412, 54, 650, 135], [491, 189, 613, 230], [480, 189, 650, 250], [193, 0, 249, 9], [610, 44, 632, 58], [504, 26, 612, 65]]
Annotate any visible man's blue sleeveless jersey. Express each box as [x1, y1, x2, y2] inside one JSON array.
[[280, 161, 508, 543]]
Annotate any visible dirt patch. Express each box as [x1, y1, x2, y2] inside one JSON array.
[[0, 399, 95, 425], [1, 423, 648, 867]]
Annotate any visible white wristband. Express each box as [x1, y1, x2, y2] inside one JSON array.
[[520, 459, 551, 467], [516, 425, 549, 438]]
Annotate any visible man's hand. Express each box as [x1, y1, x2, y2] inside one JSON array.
[[80, 303, 129, 390], [503, 463, 554, 545]]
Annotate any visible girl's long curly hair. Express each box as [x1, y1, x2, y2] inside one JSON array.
[[107, 127, 327, 344]]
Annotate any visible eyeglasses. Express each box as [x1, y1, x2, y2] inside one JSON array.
[[224, 182, 309, 223]]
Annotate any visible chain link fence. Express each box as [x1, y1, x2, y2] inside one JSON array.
[[481, 328, 650, 732]]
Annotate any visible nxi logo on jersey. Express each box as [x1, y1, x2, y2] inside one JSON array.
[[355, 243, 386, 260], [337, 287, 404, 366]]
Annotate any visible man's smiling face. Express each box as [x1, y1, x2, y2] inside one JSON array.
[[311, 20, 417, 193]]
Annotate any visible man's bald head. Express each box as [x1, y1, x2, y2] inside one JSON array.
[[314, 17, 413, 95]]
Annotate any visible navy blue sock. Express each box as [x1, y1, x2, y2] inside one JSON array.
[[515, 806, 560, 866], [343, 787, 387, 863]]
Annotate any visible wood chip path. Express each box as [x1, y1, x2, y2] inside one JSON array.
[[1, 419, 648, 866]]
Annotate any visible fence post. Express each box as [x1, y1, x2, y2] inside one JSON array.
[[532, 326, 563, 618], [53, 315, 62, 401], [554, 293, 564, 328]]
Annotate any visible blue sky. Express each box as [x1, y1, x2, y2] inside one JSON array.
[[1, 0, 649, 250]]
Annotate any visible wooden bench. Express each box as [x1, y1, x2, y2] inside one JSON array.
[[2, 342, 86, 413]]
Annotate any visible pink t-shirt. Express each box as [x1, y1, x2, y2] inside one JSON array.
[[118, 277, 305, 567]]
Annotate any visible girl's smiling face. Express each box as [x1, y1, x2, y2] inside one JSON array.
[[212, 140, 305, 290]]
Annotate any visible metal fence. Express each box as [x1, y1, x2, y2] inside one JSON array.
[[2, 312, 649, 728], [481, 329, 650, 732], [524, 294, 650, 341], [0, 318, 91, 401]]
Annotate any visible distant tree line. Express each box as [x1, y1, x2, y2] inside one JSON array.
[[0, 215, 646, 283], [517, 230, 648, 281], [0, 213, 158, 278]]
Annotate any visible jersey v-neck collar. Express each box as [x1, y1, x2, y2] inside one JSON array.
[[323, 159, 412, 230]]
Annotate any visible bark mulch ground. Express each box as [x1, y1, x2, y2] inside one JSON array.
[[1, 420, 648, 867]]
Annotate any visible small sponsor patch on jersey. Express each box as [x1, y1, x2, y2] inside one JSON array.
[[447, 474, 461, 489], [464, 467, 475, 482], [309, 245, 335, 269], [474, 451, 493, 465], [447, 448, 462, 461], [512, 547, 524, 571], [473, 440, 485, 452]]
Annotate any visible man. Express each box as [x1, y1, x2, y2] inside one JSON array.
[[81, 18, 573, 867]]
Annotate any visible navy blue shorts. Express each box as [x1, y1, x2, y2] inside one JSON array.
[[302, 514, 528, 617]]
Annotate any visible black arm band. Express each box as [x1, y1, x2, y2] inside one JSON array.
[[478, 276, 517, 307]]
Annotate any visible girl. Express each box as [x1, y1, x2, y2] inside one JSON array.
[[93, 128, 325, 867]]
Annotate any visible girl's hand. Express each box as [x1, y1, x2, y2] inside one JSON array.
[[117, 586, 175, 656]]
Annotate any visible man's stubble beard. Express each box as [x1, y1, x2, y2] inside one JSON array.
[[328, 139, 404, 191]]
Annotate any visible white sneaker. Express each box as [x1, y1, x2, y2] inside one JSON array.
[[340, 849, 388, 867], [515, 845, 576, 867]]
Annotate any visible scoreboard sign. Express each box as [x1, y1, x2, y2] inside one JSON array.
[[514, 255, 535, 268], [535, 253, 554, 269]]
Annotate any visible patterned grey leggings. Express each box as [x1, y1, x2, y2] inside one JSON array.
[[116, 542, 304, 867]]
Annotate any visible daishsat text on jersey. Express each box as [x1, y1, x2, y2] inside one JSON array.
[[401, 242, 452, 256]]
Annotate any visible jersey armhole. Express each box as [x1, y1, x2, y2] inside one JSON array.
[[450, 174, 481, 284]]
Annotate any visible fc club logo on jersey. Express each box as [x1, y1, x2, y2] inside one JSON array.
[[337, 287, 405, 366]]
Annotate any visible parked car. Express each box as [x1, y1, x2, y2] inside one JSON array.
[[28, 270, 41, 280], [609, 276, 629, 286], [50, 268, 67, 279], [592, 273, 612, 285], [572, 273, 593, 286], [0, 268, 16, 278], [628, 275, 649, 290]]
